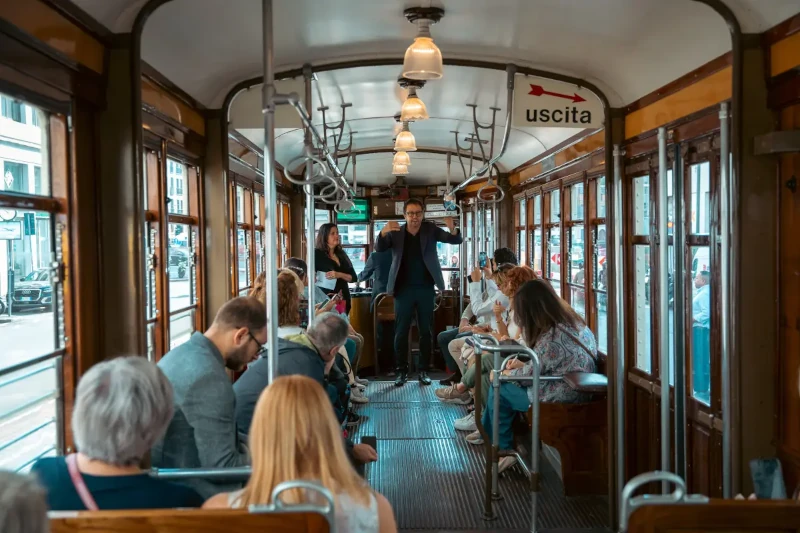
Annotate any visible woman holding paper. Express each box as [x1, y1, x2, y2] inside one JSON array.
[[315, 223, 358, 315]]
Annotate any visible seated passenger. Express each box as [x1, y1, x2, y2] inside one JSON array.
[[31, 357, 203, 510], [0, 471, 49, 532], [436, 247, 517, 385], [467, 279, 598, 473], [152, 297, 266, 498], [206, 375, 396, 532], [437, 266, 538, 428]]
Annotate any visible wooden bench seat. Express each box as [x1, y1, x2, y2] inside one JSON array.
[[49, 508, 329, 533], [516, 369, 609, 496], [626, 500, 800, 533]]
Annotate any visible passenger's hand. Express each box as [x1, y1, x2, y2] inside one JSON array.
[[472, 324, 492, 333], [381, 221, 401, 235], [458, 319, 471, 333], [489, 370, 495, 383], [352, 443, 378, 463], [470, 267, 482, 283], [492, 300, 504, 316], [325, 271, 338, 280], [483, 260, 494, 278], [443, 217, 455, 232], [506, 357, 525, 370], [499, 335, 510, 342], [322, 299, 337, 312]]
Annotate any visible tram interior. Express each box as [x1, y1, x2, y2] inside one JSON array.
[[1, 0, 800, 532]]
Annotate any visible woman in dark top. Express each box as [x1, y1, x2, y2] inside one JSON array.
[[30, 356, 203, 510], [315, 223, 358, 314]]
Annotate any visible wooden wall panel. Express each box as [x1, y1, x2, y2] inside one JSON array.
[[141, 77, 206, 136], [771, 32, 800, 77]]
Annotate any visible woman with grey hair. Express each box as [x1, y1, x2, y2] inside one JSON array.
[[0, 470, 48, 533], [30, 356, 203, 510]]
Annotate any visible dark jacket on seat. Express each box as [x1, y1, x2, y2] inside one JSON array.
[[374, 220, 463, 294], [358, 250, 392, 305]]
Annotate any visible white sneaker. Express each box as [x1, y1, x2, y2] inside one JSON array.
[[354, 376, 369, 385], [498, 455, 517, 474], [465, 430, 484, 445], [454, 411, 477, 432], [352, 382, 366, 391], [350, 387, 369, 404]]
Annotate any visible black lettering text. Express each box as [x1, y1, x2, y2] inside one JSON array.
[[580, 111, 592, 124], [553, 109, 563, 122], [540, 110, 550, 122], [571, 107, 579, 122]]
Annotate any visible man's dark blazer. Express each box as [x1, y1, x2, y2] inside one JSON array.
[[374, 220, 463, 294]]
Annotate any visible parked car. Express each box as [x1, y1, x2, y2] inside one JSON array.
[[0, 295, 7, 315], [12, 269, 53, 311]]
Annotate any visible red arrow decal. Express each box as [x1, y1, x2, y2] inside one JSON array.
[[528, 84, 586, 103]]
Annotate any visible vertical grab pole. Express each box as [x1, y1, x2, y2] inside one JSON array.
[[304, 65, 315, 315], [530, 352, 541, 533], [612, 145, 626, 504], [673, 144, 688, 480], [261, 0, 279, 383], [719, 102, 732, 498], [657, 127, 671, 493], [459, 201, 465, 313], [472, 200, 479, 267], [492, 351, 501, 500]]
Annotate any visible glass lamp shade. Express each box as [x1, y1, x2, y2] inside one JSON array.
[[401, 91, 429, 121], [394, 130, 417, 152], [393, 151, 411, 166], [393, 121, 404, 136], [392, 163, 409, 175], [402, 37, 443, 80]]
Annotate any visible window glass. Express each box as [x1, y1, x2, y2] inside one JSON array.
[[314, 208, 329, 231], [236, 186, 245, 224], [0, 97, 49, 197], [464, 213, 473, 269], [518, 199, 526, 227], [668, 243, 675, 386], [533, 194, 541, 225], [339, 224, 368, 246], [690, 162, 711, 235], [547, 228, 560, 282], [517, 230, 527, 267], [667, 169, 674, 233], [167, 159, 187, 215], [597, 176, 606, 218], [594, 224, 608, 354], [634, 246, 651, 373], [0, 360, 58, 472], [255, 231, 265, 275], [236, 228, 249, 290], [549, 190, 560, 223], [691, 245, 711, 404], [254, 194, 262, 226], [344, 247, 366, 287], [169, 310, 194, 350], [532, 229, 543, 277], [168, 223, 192, 310], [569, 225, 585, 318], [633, 175, 650, 236], [570, 183, 584, 221], [2, 210, 55, 370]]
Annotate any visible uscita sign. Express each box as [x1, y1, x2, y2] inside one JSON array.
[[512, 76, 603, 129]]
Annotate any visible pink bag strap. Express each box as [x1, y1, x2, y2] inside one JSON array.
[[66, 454, 99, 511]]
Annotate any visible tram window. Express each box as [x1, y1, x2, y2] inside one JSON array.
[[594, 224, 608, 353], [634, 246, 652, 373], [690, 245, 711, 405], [547, 229, 560, 281], [568, 226, 585, 318], [690, 162, 711, 235], [533, 194, 542, 225], [169, 309, 194, 350], [339, 224, 368, 245], [633, 175, 650, 236], [464, 212, 473, 268], [570, 183, 584, 221], [315, 208, 330, 231], [597, 177, 606, 218], [516, 198, 527, 266], [550, 189, 560, 222], [236, 186, 245, 224], [168, 224, 193, 310], [532, 229, 543, 277], [236, 228, 250, 291], [255, 231, 265, 275]]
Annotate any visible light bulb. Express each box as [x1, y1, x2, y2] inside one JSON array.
[[394, 130, 417, 152], [392, 163, 409, 175], [402, 20, 443, 80]]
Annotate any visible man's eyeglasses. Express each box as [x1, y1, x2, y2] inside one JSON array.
[[247, 331, 267, 357], [405, 210, 424, 218]]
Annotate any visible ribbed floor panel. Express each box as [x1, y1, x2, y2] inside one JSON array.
[[352, 381, 609, 531]]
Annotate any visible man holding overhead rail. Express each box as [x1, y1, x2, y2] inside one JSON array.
[[375, 198, 463, 387]]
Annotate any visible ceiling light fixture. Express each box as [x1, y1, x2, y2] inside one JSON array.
[[393, 151, 411, 166], [402, 7, 445, 81], [394, 121, 417, 152], [392, 163, 409, 175], [400, 87, 429, 121]]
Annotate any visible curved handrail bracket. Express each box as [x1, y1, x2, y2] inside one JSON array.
[[619, 471, 709, 532]]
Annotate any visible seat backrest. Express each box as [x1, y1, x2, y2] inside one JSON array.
[[373, 293, 395, 321], [627, 500, 800, 533], [50, 509, 329, 533], [563, 372, 608, 395], [596, 352, 608, 376]]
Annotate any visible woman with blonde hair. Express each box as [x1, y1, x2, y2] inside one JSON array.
[[205, 375, 396, 532]]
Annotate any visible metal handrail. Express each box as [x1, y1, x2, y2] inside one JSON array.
[[249, 480, 337, 533], [473, 338, 542, 531], [472, 334, 498, 520], [451, 64, 516, 196], [618, 471, 709, 532], [151, 466, 252, 481]]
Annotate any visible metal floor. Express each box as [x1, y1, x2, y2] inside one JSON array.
[[351, 376, 609, 532]]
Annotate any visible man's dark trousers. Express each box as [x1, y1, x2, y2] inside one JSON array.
[[393, 285, 435, 371]]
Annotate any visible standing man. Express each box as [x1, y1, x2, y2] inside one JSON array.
[[375, 198, 463, 386]]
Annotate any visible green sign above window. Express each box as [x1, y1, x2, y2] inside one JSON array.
[[336, 198, 370, 223]]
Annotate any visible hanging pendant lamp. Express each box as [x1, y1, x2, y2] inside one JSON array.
[[392, 163, 409, 175], [393, 151, 411, 166], [402, 17, 444, 80], [401, 87, 429, 121], [394, 122, 417, 152]]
